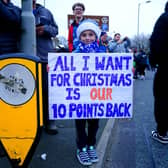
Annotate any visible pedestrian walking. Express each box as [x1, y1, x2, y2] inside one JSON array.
[[73, 19, 101, 166], [150, 1, 168, 144], [134, 49, 148, 80]]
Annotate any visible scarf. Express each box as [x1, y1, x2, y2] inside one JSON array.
[[78, 41, 100, 53]]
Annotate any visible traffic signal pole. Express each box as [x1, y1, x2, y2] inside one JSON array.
[[20, 0, 36, 56]]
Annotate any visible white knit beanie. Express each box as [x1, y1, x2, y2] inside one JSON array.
[[77, 19, 101, 40]]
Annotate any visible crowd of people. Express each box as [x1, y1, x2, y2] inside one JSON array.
[[1, 0, 168, 166]]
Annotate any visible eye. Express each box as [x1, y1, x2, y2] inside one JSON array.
[[74, 7, 83, 11], [81, 33, 87, 37], [89, 32, 95, 36]]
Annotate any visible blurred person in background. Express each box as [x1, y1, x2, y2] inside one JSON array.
[[33, 0, 59, 134], [99, 31, 109, 52], [108, 33, 131, 53], [134, 49, 148, 80], [68, 2, 85, 52]]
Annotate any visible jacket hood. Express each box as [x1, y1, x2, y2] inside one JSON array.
[[36, 3, 44, 10]]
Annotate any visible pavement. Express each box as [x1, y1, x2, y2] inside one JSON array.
[[102, 70, 168, 168], [1, 70, 168, 168], [0, 117, 113, 168]]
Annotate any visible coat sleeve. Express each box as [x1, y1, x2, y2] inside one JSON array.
[[43, 9, 58, 38], [124, 38, 131, 48], [68, 25, 73, 52], [108, 41, 117, 52]]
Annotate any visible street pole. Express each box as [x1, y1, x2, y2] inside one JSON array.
[[137, 0, 151, 37], [20, 0, 37, 56], [137, 3, 140, 37]]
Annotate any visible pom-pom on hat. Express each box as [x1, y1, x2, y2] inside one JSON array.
[[77, 19, 101, 40]]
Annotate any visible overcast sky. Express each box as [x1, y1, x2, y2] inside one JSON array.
[[13, 0, 167, 38]]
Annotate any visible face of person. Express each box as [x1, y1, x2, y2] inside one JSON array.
[[73, 5, 84, 18], [80, 30, 96, 45], [101, 34, 108, 42], [114, 34, 121, 41], [2, 0, 8, 3], [32, 0, 36, 8]]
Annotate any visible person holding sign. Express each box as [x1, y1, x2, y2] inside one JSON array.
[[73, 19, 101, 166]]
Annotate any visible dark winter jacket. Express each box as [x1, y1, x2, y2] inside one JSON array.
[[33, 4, 58, 61], [149, 4, 168, 68], [135, 51, 147, 66], [150, 2, 168, 98], [99, 39, 108, 52], [0, 0, 21, 54]]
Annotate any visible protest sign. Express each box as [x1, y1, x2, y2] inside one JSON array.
[[48, 53, 133, 120]]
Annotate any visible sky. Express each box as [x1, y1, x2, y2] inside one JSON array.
[[13, 0, 167, 39]]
